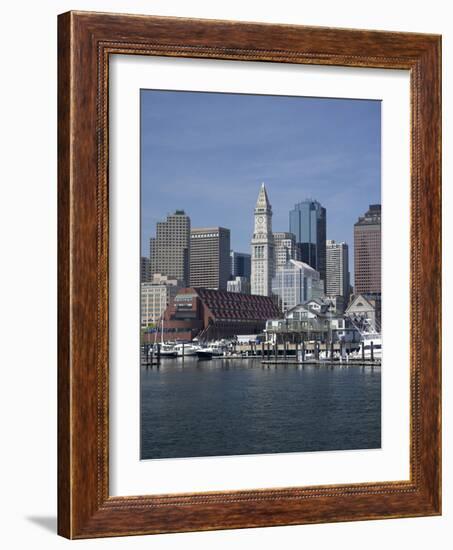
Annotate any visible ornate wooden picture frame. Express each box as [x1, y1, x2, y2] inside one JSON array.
[[58, 11, 441, 539]]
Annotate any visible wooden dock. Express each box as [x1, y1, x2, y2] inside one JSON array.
[[260, 359, 380, 367], [141, 340, 381, 367], [141, 343, 161, 366], [233, 339, 380, 363]]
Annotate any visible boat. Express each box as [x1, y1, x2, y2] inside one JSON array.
[[174, 343, 200, 357], [361, 332, 382, 359], [157, 344, 178, 358], [346, 316, 382, 361], [348, 332, 382, 360], [152, 318, 178, 357], [196, 345, 225, 359]]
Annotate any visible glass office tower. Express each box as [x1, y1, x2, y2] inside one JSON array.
[[289, 199, 326, 290]]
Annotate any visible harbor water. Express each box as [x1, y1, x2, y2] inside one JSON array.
[[141, 357, 381, 460]]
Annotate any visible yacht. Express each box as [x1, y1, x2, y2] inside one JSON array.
[[349, 332, 382, 360], [361, 332, 382, 359], [196, 345, 225, 359], [157, 344, 178, 358], [174, 343, 200, 357], [347, 317, 382, 361]]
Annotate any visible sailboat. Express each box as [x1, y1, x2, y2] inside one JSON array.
[[154, 318, 177, 358]]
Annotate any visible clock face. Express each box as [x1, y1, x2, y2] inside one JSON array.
[[257, 216, 264, 224]]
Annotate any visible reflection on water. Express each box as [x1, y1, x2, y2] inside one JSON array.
[[140, 358, 381, 460]]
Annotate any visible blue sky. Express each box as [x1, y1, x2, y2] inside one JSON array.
[[141, 90, 381, 280]]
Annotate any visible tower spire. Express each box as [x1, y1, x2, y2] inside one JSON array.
[[255, 182, 272, 213], [251, 183, 274, 296]]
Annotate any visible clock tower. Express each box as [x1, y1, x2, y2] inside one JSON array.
[[251, 183, 274, 296]]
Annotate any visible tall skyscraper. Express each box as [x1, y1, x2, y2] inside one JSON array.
[[354, 204, 381, 294], [289, 199, 326, 289], [230, 251, 251, 280], [150, 210, 190, 285], [326, 240, 350, 299], [189, 227, 231, 290], [273, 232, 300, 269], [251, 183, 274, 296]]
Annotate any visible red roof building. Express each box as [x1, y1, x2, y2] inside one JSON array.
[[160, 287, 282, 342]]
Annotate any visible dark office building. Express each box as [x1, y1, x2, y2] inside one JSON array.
[[289, 199, 327, 288], [230, 250, 251, 279], [140, 256, 151, 283]]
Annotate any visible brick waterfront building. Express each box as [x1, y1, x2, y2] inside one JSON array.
[[157, 287, 281, 342]]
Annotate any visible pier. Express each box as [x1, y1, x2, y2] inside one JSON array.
[[230, 340, 380, 363], [141, 343, 161, 366], [141, 337, 381, 367], [259, 359, 380, 367]]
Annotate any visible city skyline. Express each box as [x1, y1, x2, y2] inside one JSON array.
[[141, 89, 381, 280]]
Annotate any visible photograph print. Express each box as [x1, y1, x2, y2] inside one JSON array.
[[140, 89, 382, 460]]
